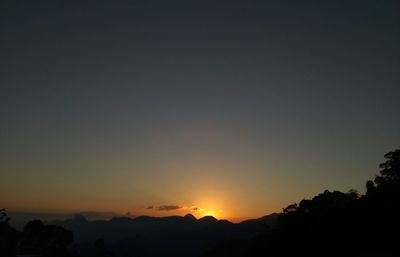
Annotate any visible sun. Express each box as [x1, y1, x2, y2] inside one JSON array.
[[203, 209, 216, 217], [188, 201, 225, 219], [187, 206, 222, 219], [200, 208, 223, 219]]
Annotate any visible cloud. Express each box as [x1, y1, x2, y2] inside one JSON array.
[[146, 205, 202, 212], [158, 205, 181, 211], [190, 206, 204, 212]]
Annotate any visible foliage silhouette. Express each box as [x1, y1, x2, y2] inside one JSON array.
[[202, 147, 400, 257], [1, 212, 78, 257], [375, 149, 400, 184], [0, 209, 20, 257], [0, 209, 11, 223]]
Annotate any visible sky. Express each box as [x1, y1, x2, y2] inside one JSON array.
[[1, 0, 399, 222]]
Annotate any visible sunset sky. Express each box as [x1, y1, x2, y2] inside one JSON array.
[[1, 1, 399, 222]]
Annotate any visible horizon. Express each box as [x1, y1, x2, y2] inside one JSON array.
[[6, 209, 278, 231], [8, 209, 268, 223], [7, 206, 273, 224], [1, 0, 400, 224]]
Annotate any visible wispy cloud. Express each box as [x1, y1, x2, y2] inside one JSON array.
[[145, 205, 207, 212], [158, 205, 181, 211], [190, 206, 204, 212]]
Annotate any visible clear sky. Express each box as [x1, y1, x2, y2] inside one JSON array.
[[1, 0, 399, 222]]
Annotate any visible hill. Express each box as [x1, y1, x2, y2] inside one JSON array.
[[48, 213, 277, 257]]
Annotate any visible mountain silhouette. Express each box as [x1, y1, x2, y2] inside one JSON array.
[[47, 213, 277, 257], [3, 149, 399, 257], [183, 213, 196, 220], [198, 215, 217, 222]]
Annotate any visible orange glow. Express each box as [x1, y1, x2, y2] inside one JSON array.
[[201, 208, 223, 219], [187, 204, 224, 219]]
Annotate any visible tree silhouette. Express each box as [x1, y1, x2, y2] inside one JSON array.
[[0, 209, 20, 257], [202, 148, 400, 257], [0, 209, 10, 223], [16, 219, 75, 256], [374, 148, 400, 186], [282, 203, 298, 214], [365, 180, 376, 195]]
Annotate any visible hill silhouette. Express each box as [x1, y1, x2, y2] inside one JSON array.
[[201, 148, 400, 257], [49, 213, 277, 257], [1, 148, 399, 257]]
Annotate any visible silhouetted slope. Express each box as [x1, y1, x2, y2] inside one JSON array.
[[239, 213, 278, 226], [183, 213, 197, 221], [202, 148, 400, 257], [48, 213, 277, 257]]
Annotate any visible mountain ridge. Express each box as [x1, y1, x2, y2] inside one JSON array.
[[47, 212, 278, 257]]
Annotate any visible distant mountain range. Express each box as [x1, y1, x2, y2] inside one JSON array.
[[48, 213, 278, 257]]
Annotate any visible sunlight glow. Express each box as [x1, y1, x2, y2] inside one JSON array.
[[182, 205, 223, 219], [202, 209, 217, 218]]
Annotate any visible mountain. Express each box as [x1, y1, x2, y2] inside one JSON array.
[[183, 213, 196, 220], [48, 213, 278, 257], [239, 213, 278, 226], [198, 215, 218, 223]]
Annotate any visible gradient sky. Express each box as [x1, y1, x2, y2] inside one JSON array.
[[1, 0, 400, 222]]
